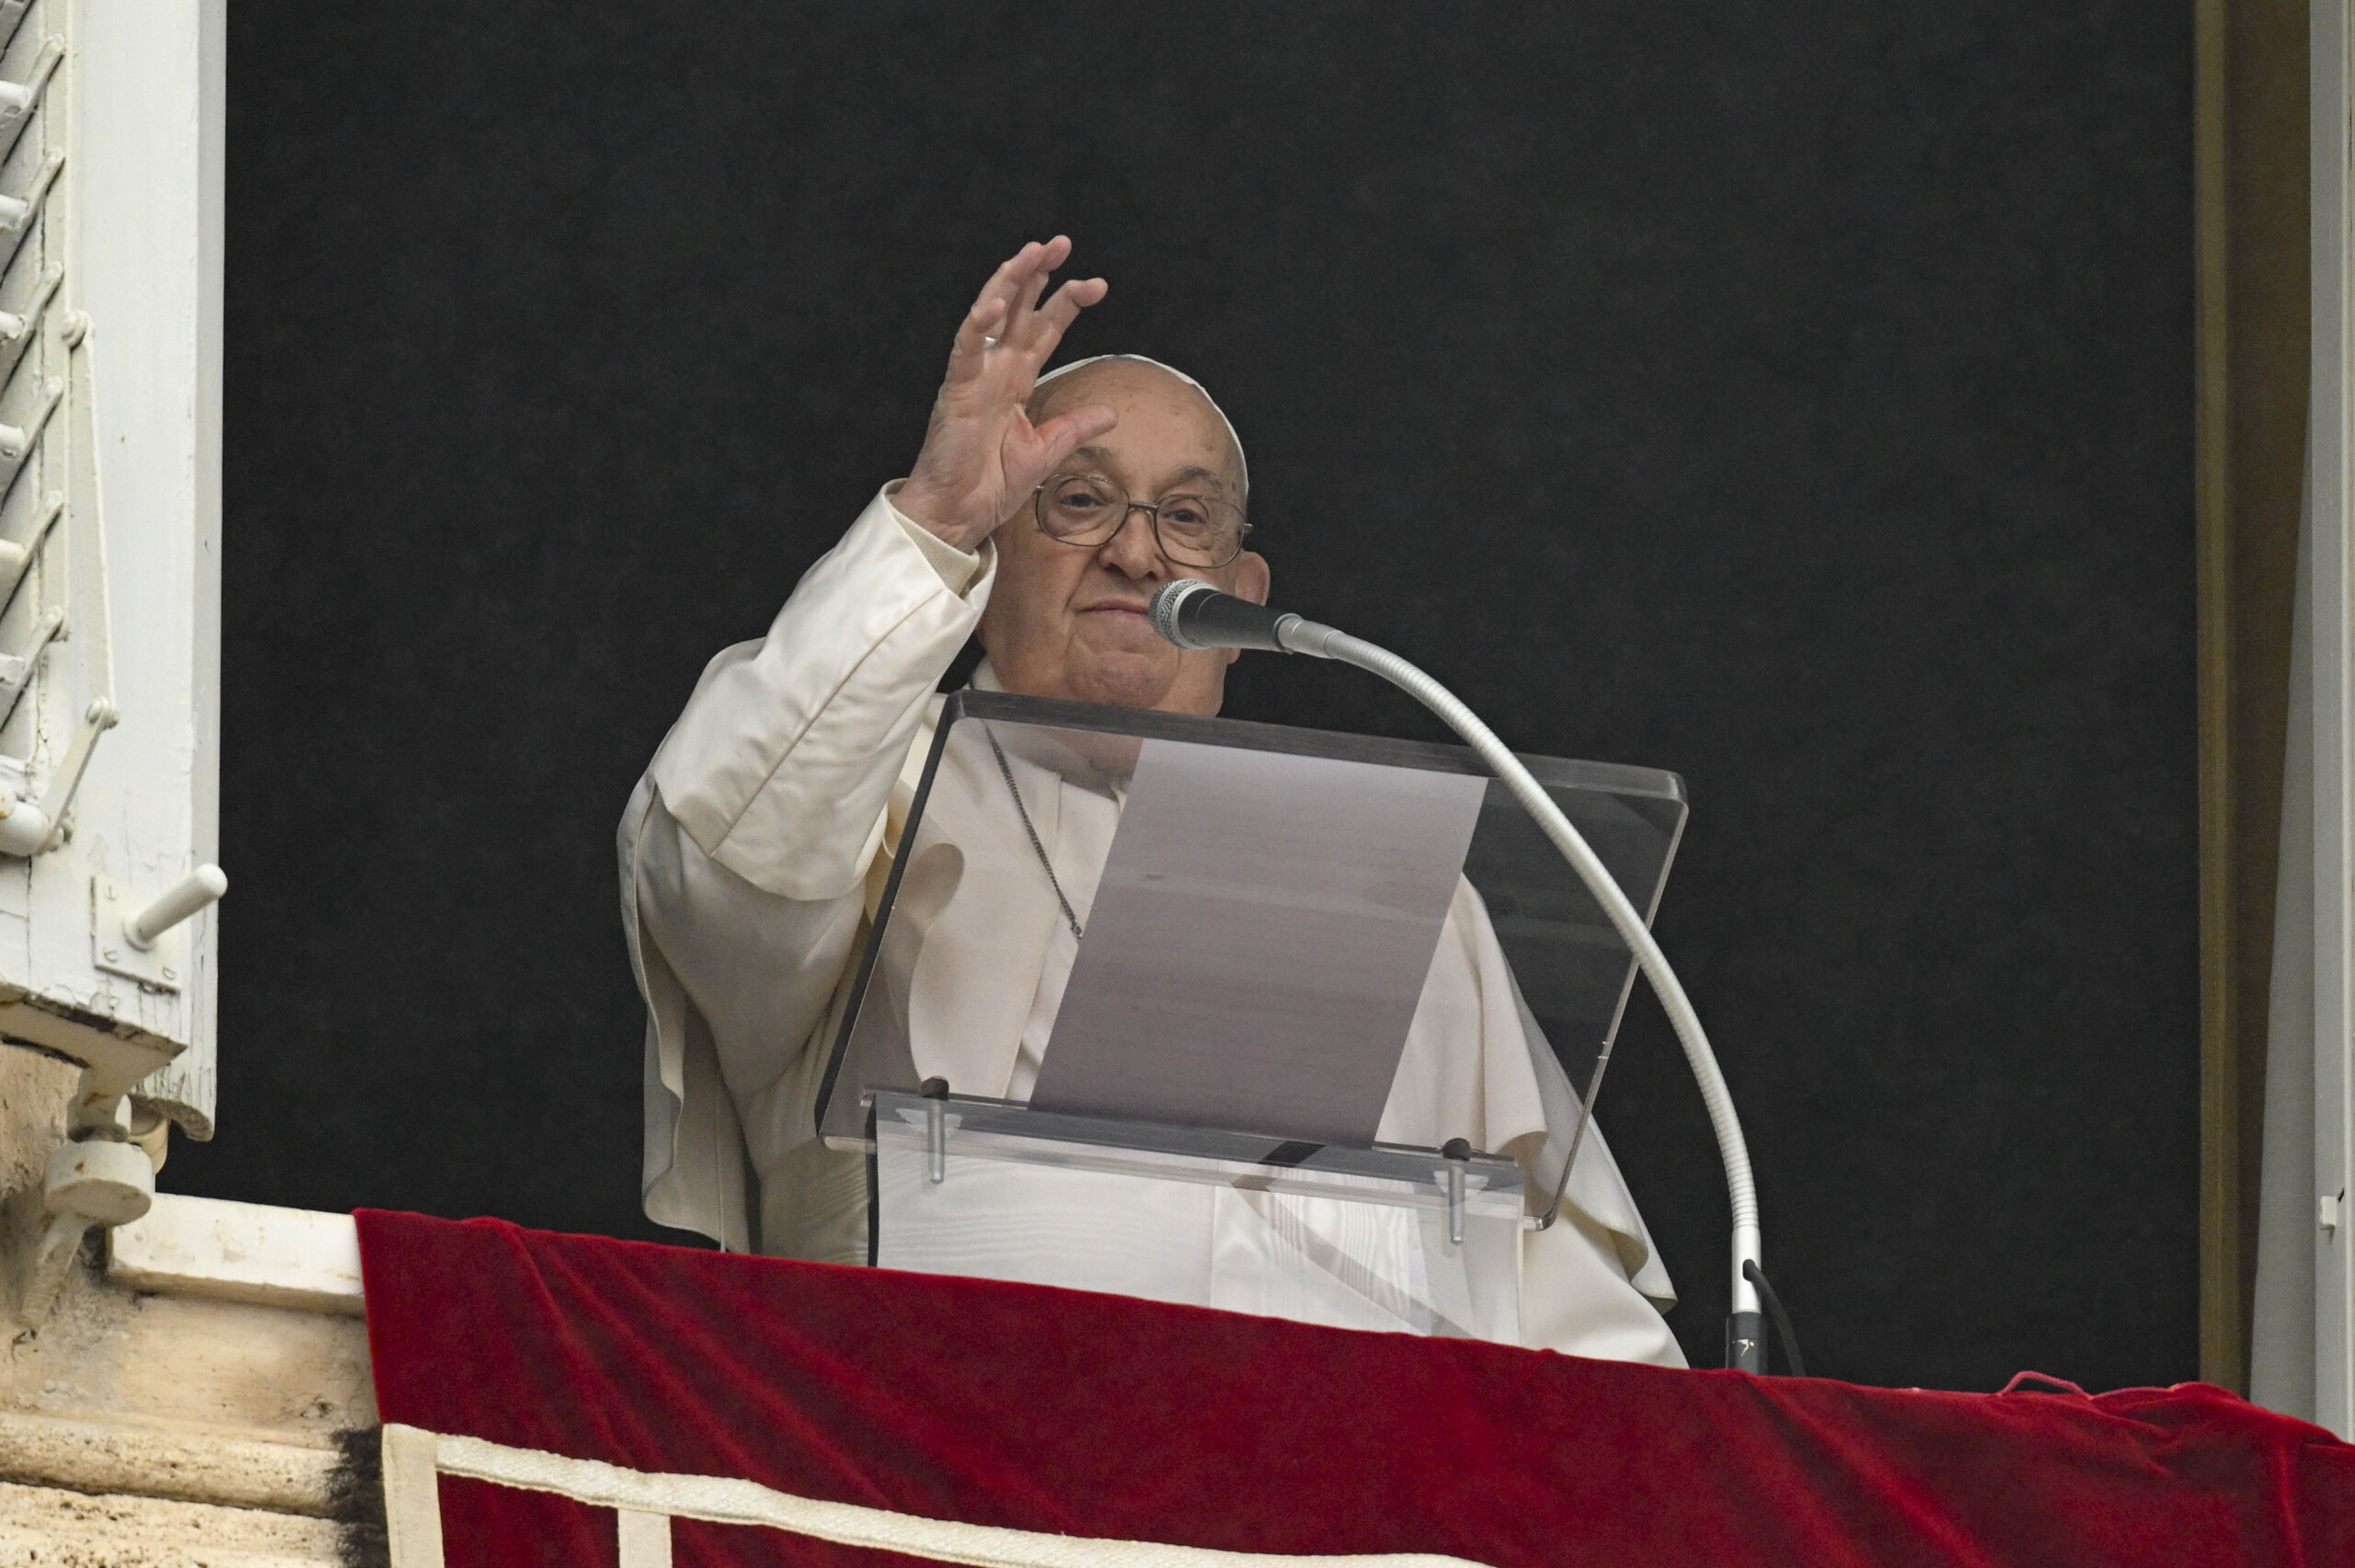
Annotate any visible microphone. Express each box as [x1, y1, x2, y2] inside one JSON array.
[[1147, 579, 1341, 658]]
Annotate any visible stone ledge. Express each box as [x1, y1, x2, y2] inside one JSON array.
[[109, 1194, 363, 1315], [0, 1410, 342, 1516], [0, 1476, 342, 1566]]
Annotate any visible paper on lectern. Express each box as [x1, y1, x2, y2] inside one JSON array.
[[1027, 738, 1487, 1146]]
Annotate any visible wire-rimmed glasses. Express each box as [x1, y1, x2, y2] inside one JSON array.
[[1031, 474, 1251, 568]]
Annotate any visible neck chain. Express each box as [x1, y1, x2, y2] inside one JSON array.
[[987, 729, 1085, 943]]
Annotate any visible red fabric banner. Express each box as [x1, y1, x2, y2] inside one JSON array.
[[357, 1209, 2355, 1567]]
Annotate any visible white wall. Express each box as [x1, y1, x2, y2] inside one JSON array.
[[2258, 0, 2355, 1438]]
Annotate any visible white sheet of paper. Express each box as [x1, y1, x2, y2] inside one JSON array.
[[1027, 738, 1488, 1145]]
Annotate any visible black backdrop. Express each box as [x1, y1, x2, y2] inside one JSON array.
[[179, 2, 2196, 1389]]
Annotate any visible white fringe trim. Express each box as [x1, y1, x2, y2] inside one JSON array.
[[380, 1423, 1490, 1568]]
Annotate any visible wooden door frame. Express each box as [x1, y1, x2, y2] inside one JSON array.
[[2195, 0, 2311, 1395]]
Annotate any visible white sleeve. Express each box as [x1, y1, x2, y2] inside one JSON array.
[[633, 791, 866, 1122], [622, 485, 992, 1247], [648, 486, 994, 900], [889, 486, 986, 593]]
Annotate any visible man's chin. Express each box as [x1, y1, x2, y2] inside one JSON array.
[[1062, 645, 1181, 711]]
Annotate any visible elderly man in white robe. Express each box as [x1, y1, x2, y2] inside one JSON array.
[[620, 237, 1685, 1367]]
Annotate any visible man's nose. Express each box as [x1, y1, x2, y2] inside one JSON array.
[[1094, 505, 1169, 578]]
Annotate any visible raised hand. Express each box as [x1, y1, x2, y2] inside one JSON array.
[[895, 237, 1113, 554]]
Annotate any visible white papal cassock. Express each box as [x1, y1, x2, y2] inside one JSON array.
[[618, 486, 1687, 1367]]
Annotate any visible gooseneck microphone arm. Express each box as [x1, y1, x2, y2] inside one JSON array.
[[1151, 578, 1768, 1371]]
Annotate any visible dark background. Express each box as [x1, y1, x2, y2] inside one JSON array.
[[176, 2, 2197, 1388]]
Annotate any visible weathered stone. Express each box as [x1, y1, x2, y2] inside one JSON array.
[[0, 1477, 341, 1565], [0, 1411, 340, 1516], [0, 1045, 76, 1204]]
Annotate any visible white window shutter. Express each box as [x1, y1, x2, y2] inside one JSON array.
[[0, 0, 224, 1138]]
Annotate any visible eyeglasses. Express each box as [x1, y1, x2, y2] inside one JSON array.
[[1031, 474, 1252, 569]]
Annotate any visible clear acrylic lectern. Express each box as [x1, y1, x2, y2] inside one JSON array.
[[816, 691, 1684, 1344]]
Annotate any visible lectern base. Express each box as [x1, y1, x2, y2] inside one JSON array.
[[868, 1093, 1525, 1345]]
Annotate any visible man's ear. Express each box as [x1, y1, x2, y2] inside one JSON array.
[[1231, 550, 1270, 607]]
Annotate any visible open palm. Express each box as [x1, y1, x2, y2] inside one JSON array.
[[896, 237, 1115, 554]]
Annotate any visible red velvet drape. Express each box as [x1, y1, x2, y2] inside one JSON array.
[[357, 1209, 2355, 1566]]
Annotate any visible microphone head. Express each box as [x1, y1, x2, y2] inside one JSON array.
[[1149, 579, 1222, 649]]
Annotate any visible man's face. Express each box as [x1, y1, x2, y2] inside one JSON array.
[[979, 362, 1270, 715]]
